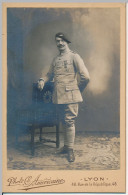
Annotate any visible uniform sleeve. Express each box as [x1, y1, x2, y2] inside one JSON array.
[[47, 61, 54, 81], [73, 53, 90, 92], [43, 59, 54, 83]]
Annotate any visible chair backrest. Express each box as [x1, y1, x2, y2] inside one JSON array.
[[17, 81, 58, 127], [32, 81, 58, 125], [32, 81, 54, 104]]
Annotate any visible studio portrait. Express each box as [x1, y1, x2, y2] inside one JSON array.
[[7, 7, 120, 170]]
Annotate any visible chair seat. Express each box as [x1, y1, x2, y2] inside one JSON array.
[[17, 103, 58, 125]]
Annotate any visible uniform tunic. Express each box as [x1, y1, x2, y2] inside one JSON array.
[[45, 49, 90, 148], [47, 50, 90, 104]]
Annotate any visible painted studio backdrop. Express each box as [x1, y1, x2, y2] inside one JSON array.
[[7, 8, 120, 135]]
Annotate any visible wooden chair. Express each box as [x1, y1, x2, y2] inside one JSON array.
[[16, 81, 60, 155]]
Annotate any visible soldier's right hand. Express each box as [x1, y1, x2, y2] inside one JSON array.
[[37, 80, 44, 91]]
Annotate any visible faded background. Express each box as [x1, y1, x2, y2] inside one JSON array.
[[7, 8, 120, 134]]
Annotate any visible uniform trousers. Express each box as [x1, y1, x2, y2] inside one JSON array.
[[56, 103, 79, 149]]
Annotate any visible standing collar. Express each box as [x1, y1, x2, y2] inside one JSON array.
[[59, 49, 71, 56]]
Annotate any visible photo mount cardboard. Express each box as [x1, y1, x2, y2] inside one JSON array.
[[2, 2, 126, 193]]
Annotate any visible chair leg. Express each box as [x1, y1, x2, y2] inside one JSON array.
[[56, 124, 60, 148], [31, 126, 35, 156], [39, 127, 42, 141]]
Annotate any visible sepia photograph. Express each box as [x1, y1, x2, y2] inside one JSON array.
[[2, 3, 126, 193]]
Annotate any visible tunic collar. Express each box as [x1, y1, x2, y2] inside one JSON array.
[[59, 49, 71, 56]]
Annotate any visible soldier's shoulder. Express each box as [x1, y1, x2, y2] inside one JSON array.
[[70, 50, 77, 55], [52, 55, 58, 62], [70, 50, 80, 59], [54, 54, 59, 59]]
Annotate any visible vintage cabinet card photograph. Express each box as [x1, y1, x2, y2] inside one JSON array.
[[2, 2, 126, 193]]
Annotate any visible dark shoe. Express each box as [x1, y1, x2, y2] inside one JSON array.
[[67, 149, 75, 162], [56, 146, 68, 154]]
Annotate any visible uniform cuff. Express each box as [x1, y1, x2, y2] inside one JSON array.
[[39, 78, 45, 82]]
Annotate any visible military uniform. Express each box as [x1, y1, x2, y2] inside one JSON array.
[[46, 49, 90, 149]]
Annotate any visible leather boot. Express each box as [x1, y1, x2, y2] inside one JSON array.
[[56, 145, 68, 154], [67, 148, 75, 162]]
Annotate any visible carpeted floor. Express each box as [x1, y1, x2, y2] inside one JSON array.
[[7, 132, 120, 170]]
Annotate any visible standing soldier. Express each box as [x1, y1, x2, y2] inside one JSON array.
[[38, 32, 90, 162]]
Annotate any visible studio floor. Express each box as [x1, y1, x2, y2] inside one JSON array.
[[7, 132, 120, 170]]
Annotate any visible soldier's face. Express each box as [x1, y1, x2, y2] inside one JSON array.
[[55, 37, 68, 51]]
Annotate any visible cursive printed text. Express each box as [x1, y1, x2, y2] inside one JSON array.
[[7, 174, 65, 191]]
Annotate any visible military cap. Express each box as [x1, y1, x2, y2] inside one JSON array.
[[55, 32, 71, 43]]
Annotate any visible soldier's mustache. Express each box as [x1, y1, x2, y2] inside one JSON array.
[[58, 45, 64, 48]]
